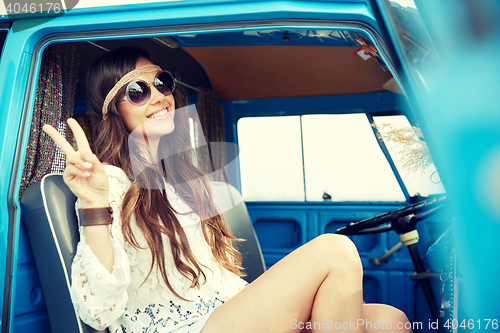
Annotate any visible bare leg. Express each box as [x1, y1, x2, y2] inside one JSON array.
[[362, 304, 412, 333], [301, 304, 412, 333], [201, 234, 364, 333]]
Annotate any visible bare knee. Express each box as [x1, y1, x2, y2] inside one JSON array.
[[308, 234, 362, 276], [385, 307, 411, 332], [364, 304, 412, 333]]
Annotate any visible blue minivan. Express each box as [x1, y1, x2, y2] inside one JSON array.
[[1, 0, 499, 332]]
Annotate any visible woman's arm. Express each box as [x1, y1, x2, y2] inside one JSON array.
[[82, 225, 114, 272], [70, 167, 132, 330], [80, 186, 113, 272], [44, 119, 116, 271], [43, 120, 130, 329]]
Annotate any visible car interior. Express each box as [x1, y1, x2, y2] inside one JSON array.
[[16, 27, 450, 332]]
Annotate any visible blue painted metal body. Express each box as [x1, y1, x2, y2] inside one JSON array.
[[0, 0, 469, 331]]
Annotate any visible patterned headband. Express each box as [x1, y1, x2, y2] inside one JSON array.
[[102, 64, 162, 119]]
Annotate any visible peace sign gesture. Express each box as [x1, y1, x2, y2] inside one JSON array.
[[43, 118, 109, 209]]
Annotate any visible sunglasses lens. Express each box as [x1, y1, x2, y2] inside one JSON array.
[[155, 71, 175, 95], [124, 71, 174, 105], [127, 81, 150, 105]]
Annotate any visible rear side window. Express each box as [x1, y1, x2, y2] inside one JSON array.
[[237, 114, 406, 202]]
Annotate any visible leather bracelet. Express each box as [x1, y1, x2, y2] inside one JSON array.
[[78, 206, 113, 227]]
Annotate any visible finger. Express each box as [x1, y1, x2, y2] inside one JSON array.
[[64, 163, 91, 179], [42, 124, 76, 156], [66, 150, 106, 178], [79, 149, 107, 173], [67, 118, 92, 153], [67, 153, 93, 170]]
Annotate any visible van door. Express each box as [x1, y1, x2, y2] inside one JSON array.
[[0, 17, 41, 333], [0, 18, 15, 333]]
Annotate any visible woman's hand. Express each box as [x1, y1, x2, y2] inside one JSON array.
[[43, 118, 109, 208]]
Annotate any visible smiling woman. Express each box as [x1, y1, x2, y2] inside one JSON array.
[[42, 45, 248, 332]]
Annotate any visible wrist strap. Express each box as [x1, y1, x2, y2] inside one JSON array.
[[78, 206, 113, 226]]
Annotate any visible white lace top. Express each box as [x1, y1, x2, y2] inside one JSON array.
[[70, 165, 248, 333]]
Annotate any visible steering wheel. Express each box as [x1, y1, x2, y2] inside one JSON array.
[[336, 195, 446, 236]]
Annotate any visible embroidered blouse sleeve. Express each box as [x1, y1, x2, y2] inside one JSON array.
[[70, 166, 132, 330]]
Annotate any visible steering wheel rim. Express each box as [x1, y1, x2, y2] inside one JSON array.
[[335, 195, 446, 236]]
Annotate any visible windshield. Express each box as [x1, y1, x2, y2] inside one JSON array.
[[373, 115, 445, 197]]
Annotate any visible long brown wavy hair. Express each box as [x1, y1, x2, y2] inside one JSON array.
[[87, 46, 244, 300]]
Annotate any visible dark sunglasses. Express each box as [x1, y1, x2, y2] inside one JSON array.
[[119, 70, 176, 106]]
